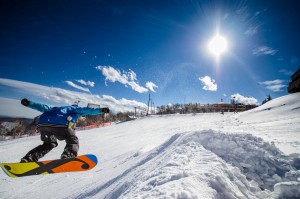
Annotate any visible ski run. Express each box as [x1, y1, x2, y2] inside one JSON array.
[[1, 93, 300, 199]]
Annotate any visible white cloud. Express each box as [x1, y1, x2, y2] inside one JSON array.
[[96, 66, 127, 84], [265, 84, 286, 92], [252, 46, 278, 56], [0, 97, 41, 118], [279, 69, 293, 76], [236, 7, 249, 21], [127, 81, 148, 93], [245, 26, 258, 36], [199, 76, 217, 91], [124, 69, 137, 82], [76, 79, 95, 87], [96, 65, 155, 93], [65, 81, 90, 93], [231, 93, 258, 105], [259, 79, 287, 92], [260, 79, 284, 85], [146, 82, 158, 93], [0, 78, 147, 115]]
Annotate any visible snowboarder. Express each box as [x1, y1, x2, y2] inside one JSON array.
[[20, 98, 110, 162]]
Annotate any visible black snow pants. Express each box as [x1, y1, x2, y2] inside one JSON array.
[[22, 126, 79, 161]]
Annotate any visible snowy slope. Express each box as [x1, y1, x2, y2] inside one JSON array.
[[236, 92, 300, 155], [0, 93, 300, 199]]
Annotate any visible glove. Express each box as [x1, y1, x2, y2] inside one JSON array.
[[101, 107, 110, 113], [21, 98, 30, 106]]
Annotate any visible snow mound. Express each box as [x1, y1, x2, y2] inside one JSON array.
[[192, 131, 299, 191], [79, 130, 299, 199]]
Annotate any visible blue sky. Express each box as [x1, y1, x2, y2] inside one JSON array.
[[0, 0, 299, 113]]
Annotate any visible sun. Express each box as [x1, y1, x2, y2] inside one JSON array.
[[208, 34, 228, 57]]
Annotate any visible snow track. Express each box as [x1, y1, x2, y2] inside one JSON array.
[[76, 134, 182, 199]]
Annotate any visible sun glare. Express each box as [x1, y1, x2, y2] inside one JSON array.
[[208, 35, 228, 57]]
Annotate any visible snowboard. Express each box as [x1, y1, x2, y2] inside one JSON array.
[[0, 154, 98, 178]]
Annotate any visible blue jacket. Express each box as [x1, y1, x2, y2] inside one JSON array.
[[27, 101, 102, 127]]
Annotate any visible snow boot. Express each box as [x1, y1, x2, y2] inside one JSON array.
[[60, 149, 76, 159], [20, 154, 36, 163]]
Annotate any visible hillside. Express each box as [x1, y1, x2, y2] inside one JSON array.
[[0, 93, 300, 199]]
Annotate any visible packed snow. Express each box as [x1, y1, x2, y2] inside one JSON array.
[[0, 93, 300, 199]]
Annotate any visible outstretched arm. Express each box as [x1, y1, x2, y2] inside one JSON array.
[[21, 98, 52, 113], [75, 107, 110, 116]]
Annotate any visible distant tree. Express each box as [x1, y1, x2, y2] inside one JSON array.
[[24, 116, 39, 135], [11, 121, 26, 139], [262, 95, 272, 105], [0, 126, 6, 134]]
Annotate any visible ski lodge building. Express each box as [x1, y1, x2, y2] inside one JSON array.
[[288, 67, 300, 93]]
